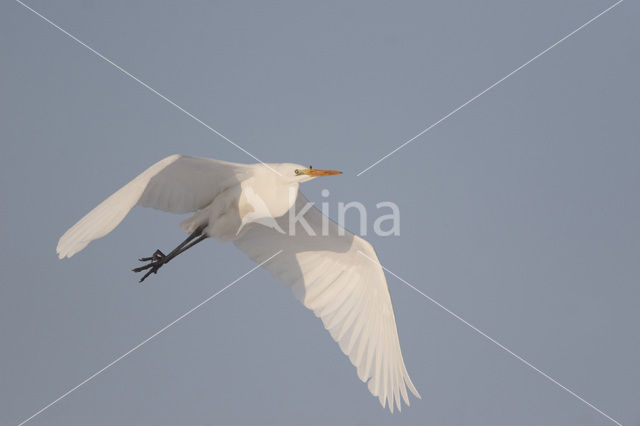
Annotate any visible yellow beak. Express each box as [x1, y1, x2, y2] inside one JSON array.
[[307, 169, 342, 177]]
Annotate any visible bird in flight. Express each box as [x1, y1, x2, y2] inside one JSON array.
[[57, 155, 420, 412]]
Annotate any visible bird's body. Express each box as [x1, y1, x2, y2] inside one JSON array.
[[57, 155, 420, 412], [180, 161, 295, 239]]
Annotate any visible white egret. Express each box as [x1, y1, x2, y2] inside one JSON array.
[[57, 155, 420, 412]]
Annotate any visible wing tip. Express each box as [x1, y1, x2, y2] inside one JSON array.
[[56, 246, 72, 259], [56, 236, 85, 259], [56, 240, 68, 259], [369, 374, 421, 413]]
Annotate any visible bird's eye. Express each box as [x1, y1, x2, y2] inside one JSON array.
[[294, 169, 301, 175]]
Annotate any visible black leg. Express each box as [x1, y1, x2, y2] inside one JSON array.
[[133, 226, 207, 283]]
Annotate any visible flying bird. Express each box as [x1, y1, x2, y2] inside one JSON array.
[[57, 155, 420, 412]]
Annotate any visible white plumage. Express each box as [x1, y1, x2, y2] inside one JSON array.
[[57, 155, 420, 412]]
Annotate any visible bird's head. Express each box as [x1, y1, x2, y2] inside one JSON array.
[[285, 164, 342, 183]]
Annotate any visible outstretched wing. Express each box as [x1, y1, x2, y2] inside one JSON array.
[[234, 192, 420, 412], [57, 155, 249, 258]]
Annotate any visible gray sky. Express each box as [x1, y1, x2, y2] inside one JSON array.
[[1, 1, 639, 425]]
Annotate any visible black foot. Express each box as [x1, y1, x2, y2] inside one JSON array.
[[133, 249, 166, 283]]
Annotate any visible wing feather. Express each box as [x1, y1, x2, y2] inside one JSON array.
[[234, 191, 420, 411], [57, 155, 248, 258]]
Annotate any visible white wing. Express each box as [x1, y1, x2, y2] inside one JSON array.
[[234, 192, 420, 412], [57, 155, 249, 258]]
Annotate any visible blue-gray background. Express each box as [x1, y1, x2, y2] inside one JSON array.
[[1, 1, 638, 425]]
